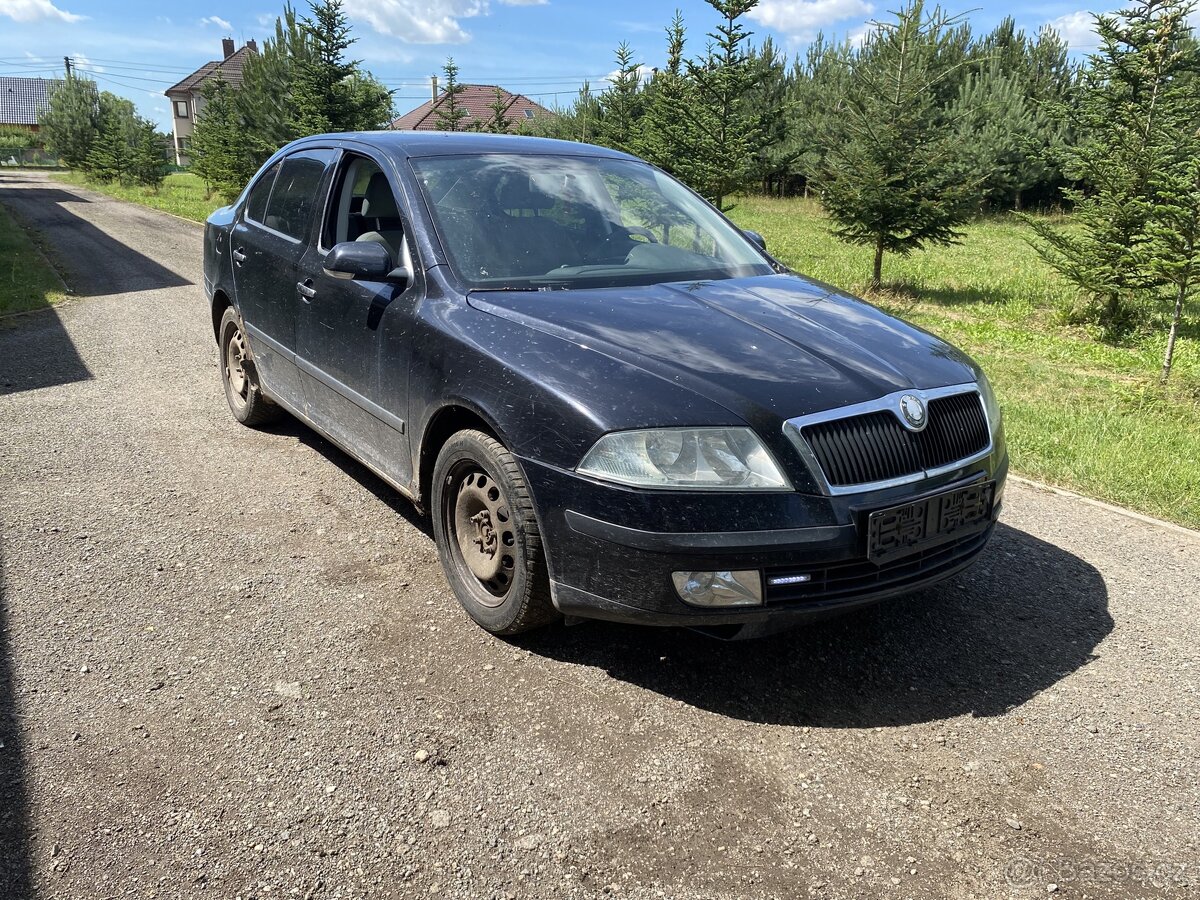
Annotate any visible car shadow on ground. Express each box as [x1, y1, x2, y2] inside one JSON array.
[[0, 546, 34, 896], [0, 176, 191, 299], [264, 414, 1110, 728], [0, 307, 92, 396], [262, 416, 434, 539], [521, 522, 1111, 728]]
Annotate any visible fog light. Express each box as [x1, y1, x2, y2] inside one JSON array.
[[671, 570, 763, 607]]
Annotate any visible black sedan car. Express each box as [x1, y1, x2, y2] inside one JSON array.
[[204, 132, 1007, 638]]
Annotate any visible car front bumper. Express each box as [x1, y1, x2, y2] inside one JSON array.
[[518, 449, 1008, 630]]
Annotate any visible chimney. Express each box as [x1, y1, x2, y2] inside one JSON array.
[[431, 74, 438, 102], [222, 38, 235, 59], [246, 39, 258, 53]]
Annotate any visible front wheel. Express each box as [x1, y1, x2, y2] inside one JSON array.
[[431, 429, 558, 635], [219, 306, 279, 427]]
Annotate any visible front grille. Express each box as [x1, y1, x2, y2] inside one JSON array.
[[802, 391, 989, 487], [764, 527, 991, 605]]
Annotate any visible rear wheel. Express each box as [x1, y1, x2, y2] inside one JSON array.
[[219, 306, 279, 427], [431, 429, 558, 635]]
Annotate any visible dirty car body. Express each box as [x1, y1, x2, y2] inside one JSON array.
[[204, 132, 1007, 637]]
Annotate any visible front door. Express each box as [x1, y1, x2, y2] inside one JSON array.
[[295, 152, 420, 488], [231, 149, 337, 410]]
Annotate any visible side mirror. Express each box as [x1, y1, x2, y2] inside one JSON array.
[[742, 229, 767, 252], [323, 241, 393, 281]]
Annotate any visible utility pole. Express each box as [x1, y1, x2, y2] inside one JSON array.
[[63, 56, 73, 79]]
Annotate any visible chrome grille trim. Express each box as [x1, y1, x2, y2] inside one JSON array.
[[782, 382, 995, 496]]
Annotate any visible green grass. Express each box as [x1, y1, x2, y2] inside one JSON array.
[[728, 195, 1200, 529], [53, 171, 224, 223], [0, 200, 68, 316]]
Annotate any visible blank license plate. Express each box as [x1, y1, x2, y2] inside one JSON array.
[[867, 482, 994, 563]]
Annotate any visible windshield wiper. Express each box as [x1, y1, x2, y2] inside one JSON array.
[[468, 282, 572, 293]]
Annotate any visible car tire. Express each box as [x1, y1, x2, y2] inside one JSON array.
[[432, 429, 559, 635], [219, 306, 280, 427]]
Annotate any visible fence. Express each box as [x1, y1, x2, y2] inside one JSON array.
[[0, 148, 64, 168]]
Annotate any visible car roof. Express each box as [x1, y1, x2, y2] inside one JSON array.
[[289, 130, 639, 161]]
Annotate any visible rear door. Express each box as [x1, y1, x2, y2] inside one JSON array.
[[294, 151, 421, 487], [231, 148, 337, 411]]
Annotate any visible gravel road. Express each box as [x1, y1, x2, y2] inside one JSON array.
[[1, 169, 1198, 900]]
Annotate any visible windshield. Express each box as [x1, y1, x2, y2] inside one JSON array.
[[410, 153, 774, 291]]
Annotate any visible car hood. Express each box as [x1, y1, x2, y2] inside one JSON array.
[[466, 274, 979, 427]]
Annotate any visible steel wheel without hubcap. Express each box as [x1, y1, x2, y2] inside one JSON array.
[[218, 306, 279, 427], [448, 466, 517, 606], [225, 326, 249, 410], [431, 429, 558, 634]]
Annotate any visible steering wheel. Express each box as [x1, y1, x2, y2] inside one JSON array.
[[623, 225, 660, 243]]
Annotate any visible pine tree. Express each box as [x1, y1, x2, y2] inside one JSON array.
[[1143, 152, 1200, 380], [1029, 0, 1199, 331], [131, 119, 169, 189], [84, 93, 137, 183], [38, 75, 100, 169], [238, 4, 312, 168], [684, 0, 772, 209], [743, 37, 791, 193], [290, 0, 358, 135], [484, 86, 514, 134], [434, 58, 469, 131], [190, 76, 247, 199], [949, 62, 1045, 210], [635, 12, 697, 179], [784, 35, 854, 197], [598, 42, 643, 153], [817, 2, 980, 288]]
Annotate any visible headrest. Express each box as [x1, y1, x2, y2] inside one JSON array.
[[362, 171, 400, 219], [494, 173, 555, 211]]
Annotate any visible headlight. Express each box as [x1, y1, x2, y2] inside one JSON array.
[[977, 371, 1003, 432], [577, 427, 791, 490]]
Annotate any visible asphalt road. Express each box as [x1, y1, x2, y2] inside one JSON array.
[[1, 169, 1198, 900]]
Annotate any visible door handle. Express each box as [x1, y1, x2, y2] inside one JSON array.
[[297, 279, 316, 300], [232, 248, 247, 264]]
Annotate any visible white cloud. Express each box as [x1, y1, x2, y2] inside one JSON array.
[[1046, 10, 1099, 49], [201, 14, 234, 31], [604, 63, 654, 85], [344, 0, 487, 44], [0, 0, 84, 23], [72, 51, 103, 73], [747, 0, 873, 41]]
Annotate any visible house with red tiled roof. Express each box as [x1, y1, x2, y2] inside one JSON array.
[[164, 38, 257, 166], [391, 84, 554, 132]]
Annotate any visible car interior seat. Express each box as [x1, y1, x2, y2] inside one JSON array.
[[355, 172, 406, 263], [492, 174, 580, 275]]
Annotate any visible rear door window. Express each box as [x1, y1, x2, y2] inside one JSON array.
[[261, 149, 338, 242]]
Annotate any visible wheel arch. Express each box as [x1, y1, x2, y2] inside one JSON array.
[[210, 289, 234, 343], [416, 401, 505, 509]]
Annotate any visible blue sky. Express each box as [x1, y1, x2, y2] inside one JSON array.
[[1, 0, 1110, 131]]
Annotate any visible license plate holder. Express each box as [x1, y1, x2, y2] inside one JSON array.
[[867, 481, 994, 564]]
